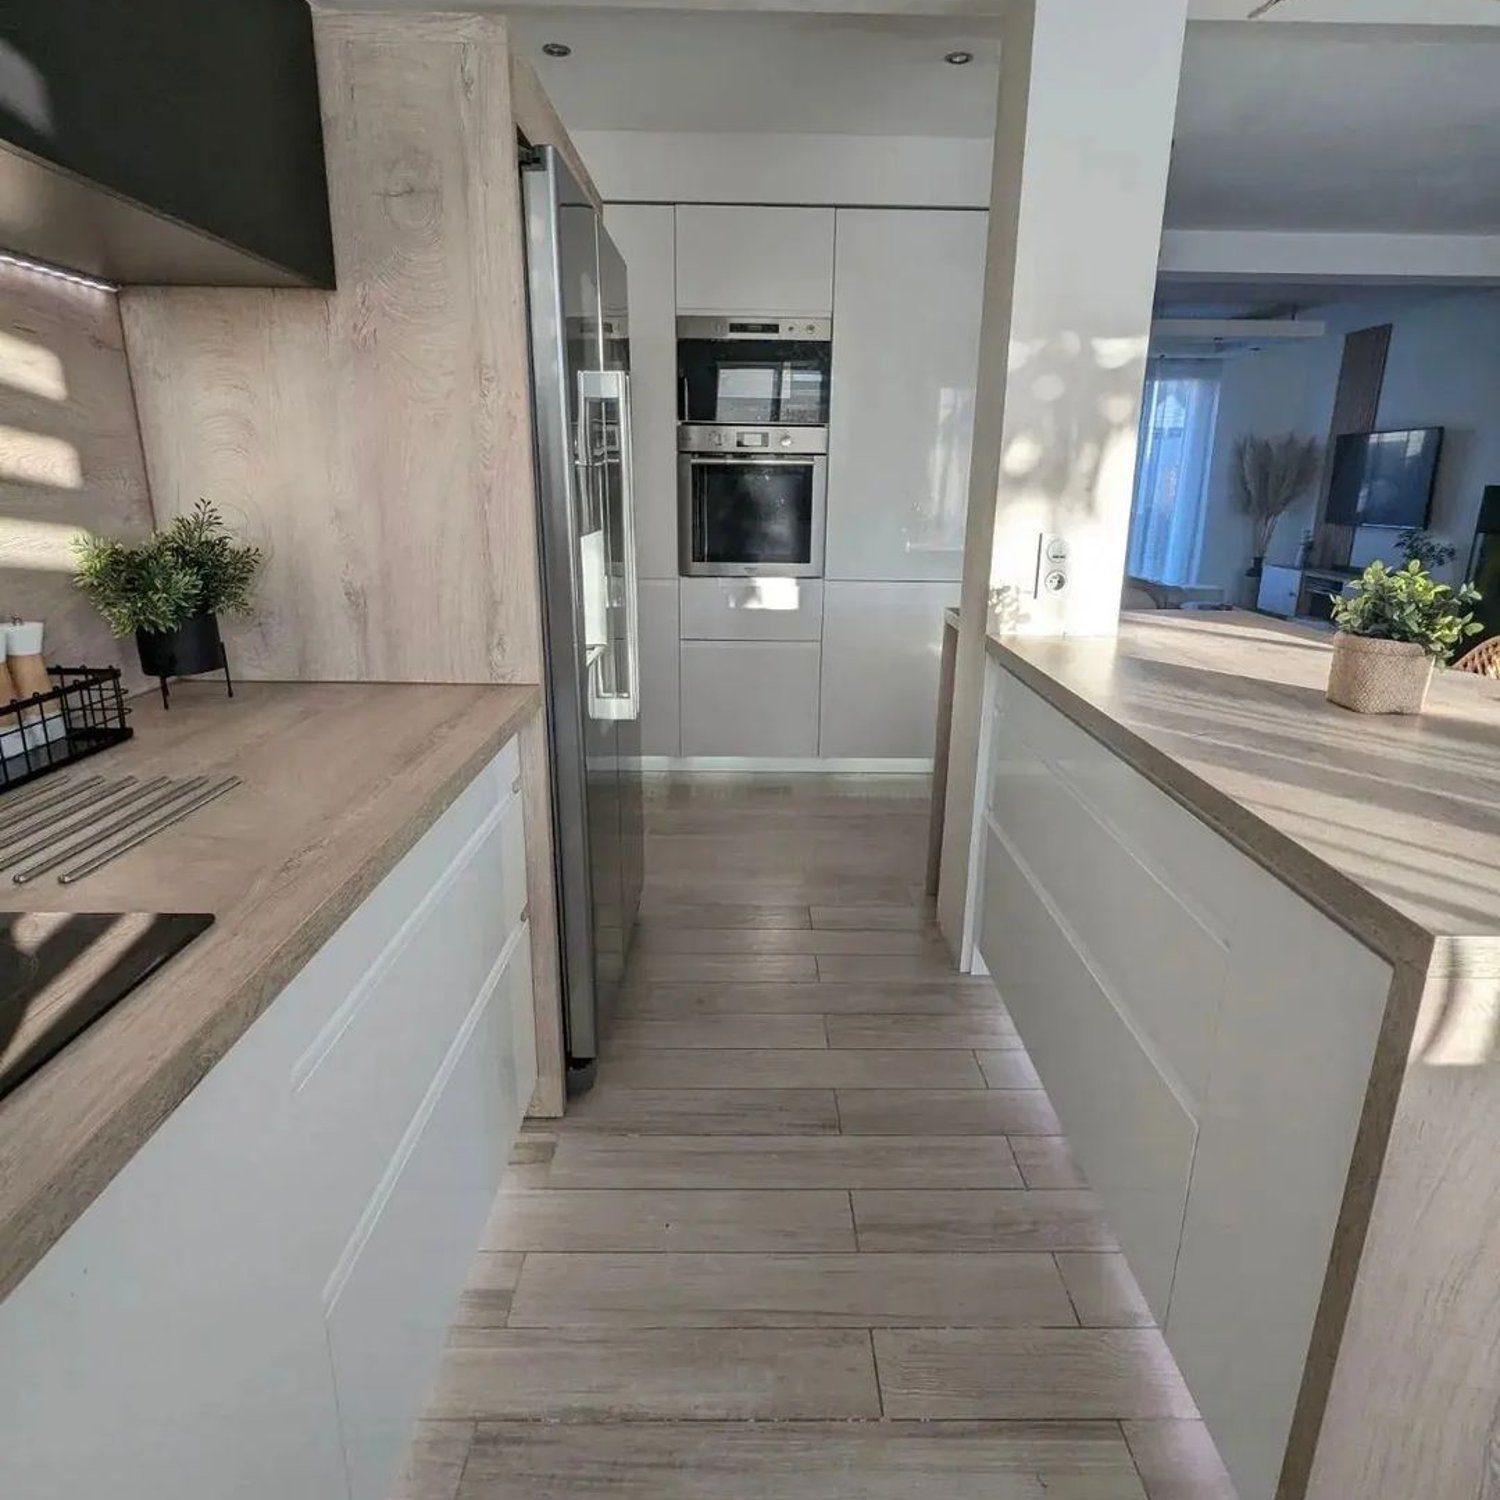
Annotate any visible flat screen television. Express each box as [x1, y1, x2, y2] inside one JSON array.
[[1325, 427, 1443, 529]]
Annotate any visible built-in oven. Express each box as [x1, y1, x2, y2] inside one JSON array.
[[678, 424, 827, 578], [677, 315, 832, 427]]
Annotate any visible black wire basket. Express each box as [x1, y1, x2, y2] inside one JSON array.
[[0, 666, 133, 796]]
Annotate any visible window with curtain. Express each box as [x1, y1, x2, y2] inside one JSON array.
[[1126, 364, 1221, 585]]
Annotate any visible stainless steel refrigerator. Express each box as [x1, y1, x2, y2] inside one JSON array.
[[521, 145, 644, 1094]]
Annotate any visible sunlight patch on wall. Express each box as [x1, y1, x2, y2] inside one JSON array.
[[0, 329, 66, 401], [0, 425, 82, 488], [0, 516, 85, 572]]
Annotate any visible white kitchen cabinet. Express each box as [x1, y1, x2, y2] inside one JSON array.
[[604, 203, 678, 580], [680, 576, 824, 642], [0, 742, 535, 1500], [818, 581, 958, 760], [675, 205, 836, 316], [639, 578, 681, 758], [825, 209, 987, 581], [976, 661, 1391, 1500], [1257, 563, 1301, 616], [680, 639, 821, 758]]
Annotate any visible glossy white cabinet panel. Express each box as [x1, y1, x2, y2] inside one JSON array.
[[680, 640, 821, 757], [326, 932, 531, 1500], [979, 822, 1198, 1322], [826, 209, 987, 581], [818, 581, 957, 759], [680, 577, 824, 642], [604, 203, 678, 580], [675, 205, 836, 315], [639, 579, 681, 758]]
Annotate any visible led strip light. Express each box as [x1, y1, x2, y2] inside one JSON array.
[[0, 250, 117, 293]]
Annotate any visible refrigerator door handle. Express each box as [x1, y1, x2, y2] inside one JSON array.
[[578, 368, 640, 722]]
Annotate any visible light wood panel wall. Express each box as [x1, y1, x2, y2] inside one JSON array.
[[118, 12, 568, 1115], [0, 260, 155, 688], [119, 12, 541, 686]]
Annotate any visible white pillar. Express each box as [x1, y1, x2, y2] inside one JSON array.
[[938, 0, 1188, 950]]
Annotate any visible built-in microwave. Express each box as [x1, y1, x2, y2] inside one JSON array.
[[677, 315, 832, 427], [678, 424, 827, 578]]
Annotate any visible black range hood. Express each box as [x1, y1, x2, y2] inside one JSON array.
[[0, 0, 334, 288]]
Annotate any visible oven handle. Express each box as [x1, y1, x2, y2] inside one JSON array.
[[684, 454, 820, 465]]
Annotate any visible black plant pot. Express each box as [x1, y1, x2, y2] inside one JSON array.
[[136, 612, 233, 708]]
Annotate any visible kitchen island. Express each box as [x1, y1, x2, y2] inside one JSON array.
[[0, 679, 546, 1500], [974, 609, 1500, 1500]]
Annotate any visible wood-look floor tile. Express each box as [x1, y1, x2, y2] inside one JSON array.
[[453, 1252, 524, 1329], [390, 1419, 475, 1500], [560, 1084, 840, 1135], [1012, 1136, 1088, 1188], [507, 1252, 1076, 1329], [1056, 1253, 1154, 1327], [607, 1015, 827, 1050], [826, 1014, 1019, 1050], [836, 1088, 1061, 1136], [430, 1328, 881, 1420], [816, 953, 960, 982], [618, 981, 999, 1015], [642, 877, 921, 907], [1121, 1420, 1238, 1500], [460, 1421, 1147, 1499], [633, 928, 939, 956], [626, 954, 820, 983], [546, 1134, 1023, 1190], [809, 904, 933, 930], [852, 1190, 1116, 1253], [484, 1189, 855, 1253], [637, 904, 811, 929], [603, 1046, 986, 1091], [874, 1328, 1198, 1420], [978, 1048, 1042, 1088]]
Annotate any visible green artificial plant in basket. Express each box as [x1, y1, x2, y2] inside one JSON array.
[[1324, 559, 1482, 715]]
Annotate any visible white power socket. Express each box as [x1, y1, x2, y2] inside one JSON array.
[[1035, 533, 1068, 596]]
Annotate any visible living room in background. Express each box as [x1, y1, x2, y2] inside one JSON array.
[[1127, 362, 1222, 587]]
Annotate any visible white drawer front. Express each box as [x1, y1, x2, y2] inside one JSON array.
[[979, 824, 1197, 1321], [986, 709, 1228, 1105], [324, 930, 530, 1500], [679, 577, 825, 642]]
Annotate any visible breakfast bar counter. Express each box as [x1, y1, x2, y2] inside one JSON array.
[[975, 609, 1500, 1500]]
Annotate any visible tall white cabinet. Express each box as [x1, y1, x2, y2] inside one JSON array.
[[612, 201, 985, 765]]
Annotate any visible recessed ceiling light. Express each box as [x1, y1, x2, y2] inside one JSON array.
[[542, 42, 572, 58], [944, 50, 974, 66]]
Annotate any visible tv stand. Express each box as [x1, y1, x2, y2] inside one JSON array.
[[1257, 563, 1354, 624]]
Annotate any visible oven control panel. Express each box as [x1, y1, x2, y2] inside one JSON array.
[[678, 424, 829, 455]]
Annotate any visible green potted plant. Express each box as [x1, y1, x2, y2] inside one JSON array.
[[74, 501, 262, 698], [1326, 559, 1482, 715]]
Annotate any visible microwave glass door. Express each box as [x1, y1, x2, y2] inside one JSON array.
[[679, 339, 830, 425], [691, 460, 815, 569]]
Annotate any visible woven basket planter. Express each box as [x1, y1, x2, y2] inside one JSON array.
[[1326, 632, 1434, 715]]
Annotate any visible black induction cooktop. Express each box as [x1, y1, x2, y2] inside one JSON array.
[[0, 911, 214, 1103]]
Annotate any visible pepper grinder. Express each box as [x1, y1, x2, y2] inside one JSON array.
[[5, 620, 52, 730]]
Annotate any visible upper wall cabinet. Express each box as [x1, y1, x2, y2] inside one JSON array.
[[0, 0, 333, 286], [605, 203, 678, 579], [825, 209, 987, 581], [675, 206, 835, 316]]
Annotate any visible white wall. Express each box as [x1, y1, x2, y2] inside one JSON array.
[[1195, 287, 1500, 599], [574, 129, 992, 208]]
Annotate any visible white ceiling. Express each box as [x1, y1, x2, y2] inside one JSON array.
[[499, 8, 1500, 233], [507, 9, 1004, 138]]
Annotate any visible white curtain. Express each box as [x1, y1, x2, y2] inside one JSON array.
[[1127, 364, 1221, 585]]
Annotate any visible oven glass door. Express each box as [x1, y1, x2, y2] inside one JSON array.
[[678, 339, 831, 425], [686, 457, 821, 574]]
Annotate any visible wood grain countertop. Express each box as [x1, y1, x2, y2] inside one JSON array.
[[986, 610, 1500, 973], [0, 679, 541, 1301]]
